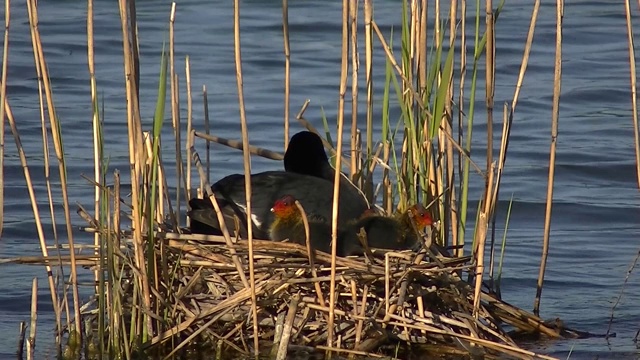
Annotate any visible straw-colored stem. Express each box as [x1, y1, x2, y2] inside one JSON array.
[[3, 94, 61, 345], [276, 294, 299, 360], [485, 0, 494, 181], [327, 0, 350, 351], [117, 0, 152, 337], [112, 171, 122, 356], [87, 0, 103, 306], [349, 0, 358, 179], [232, 0, 259, 355], [626, 0, 640, 189], [186, 56, 193, 217], [170, 3, 184, 228], [27, 278, 37, 360], [534, 0, 563, 316], [203, 85, 211, 185], [26, 0, 82, 336], [0, 0, 9, 239], [295, 201, 326, 307], [456, 0, 466, 257], [282, 0, 290, 150], [364, 0, 373, 161]]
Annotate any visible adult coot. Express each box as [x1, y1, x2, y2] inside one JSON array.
[[339, 204, 433, 256], [188, 131, 369, 238]]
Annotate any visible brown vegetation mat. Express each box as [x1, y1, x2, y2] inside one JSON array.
[[119, 231, 566, 359]]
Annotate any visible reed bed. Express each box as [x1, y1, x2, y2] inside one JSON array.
[[0, 0, 593, 358]]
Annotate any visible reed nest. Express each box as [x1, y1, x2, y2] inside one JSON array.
[[91, 228, 575, 360]]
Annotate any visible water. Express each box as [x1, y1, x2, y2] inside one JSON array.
[[0, 0, 639, 358]]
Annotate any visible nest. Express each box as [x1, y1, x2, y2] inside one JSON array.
[[122, 230, 572, 360]]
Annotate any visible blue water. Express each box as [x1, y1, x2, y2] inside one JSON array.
[[1, 0, 639, 358]]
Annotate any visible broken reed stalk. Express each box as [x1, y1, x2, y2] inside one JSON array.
[[282, 0, 290, 150], [169, 2, 184, 227], [326, 0, 350, 351], [625, 0, 640, 189], [0, 0, 8, 238], [28, 278, 37, 360], [26, 0, 82, 338], [535, 0, 563, 316], [232, 0, 260, 354]]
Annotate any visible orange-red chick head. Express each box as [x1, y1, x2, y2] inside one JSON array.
[[270, 194, 299, 219], [407, 204, 433, 229]]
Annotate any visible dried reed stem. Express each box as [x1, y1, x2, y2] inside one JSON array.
[[3, 89, 61, 344], [117, 0, 152, 335], [186, 56, 193, 220], [295, 201, 326, 306], [169, 3, 183, 227], [349, 0, 358, 179], [232, 0, 259, 354], [0, 0, 8, 238], [485, 0, 495, 179], [282, 0, 290, 150], [626, 0, 640, 189], [275, 294, 299, 360], [456, 0, 466, 258], [364, 0, 373, 160], [27, 278, 37, 360], [535, 0, 563, 315], [327, 0, 351, 351], [203, 85, 211, 185], [26, 0, 82, 336]]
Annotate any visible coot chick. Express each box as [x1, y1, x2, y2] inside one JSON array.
[[339, 204, 433, 256], [269, 194, 334, 253], [188, 131, 369, 238]]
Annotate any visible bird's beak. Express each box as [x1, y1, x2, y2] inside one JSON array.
[[270, 207, 275, 213]]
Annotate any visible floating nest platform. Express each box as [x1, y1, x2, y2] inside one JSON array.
[[105, 230, 579, 360]]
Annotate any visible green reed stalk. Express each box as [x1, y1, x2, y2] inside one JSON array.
[[148, 41, 168, 340], [495, 194, 514, 298]]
